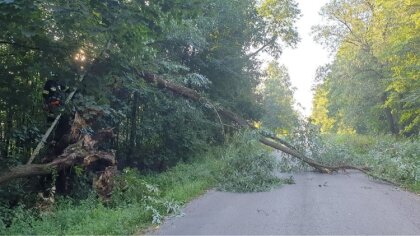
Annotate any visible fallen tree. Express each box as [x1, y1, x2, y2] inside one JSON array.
[[0, 69, 369, 186], [135, 70, 370, 173], [0, 136, 117, 197], [0, 139, 115, 185], [0, 113, 117, 197]]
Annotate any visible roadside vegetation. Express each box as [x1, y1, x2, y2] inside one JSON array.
[[1, 153, 218, 234], [308, 0, 419, 192], [317, 134, 420, 192], [0, 0, 300, 234], [216, 131, 286, 192], [277, 129, 420, 193], [1, 152, 216, 234], [0, 0, 418, 234], [1, 130, 290, 234]]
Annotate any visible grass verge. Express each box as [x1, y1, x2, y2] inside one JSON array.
[[1, 130, 287, 235], [1, 150, 223, 235]]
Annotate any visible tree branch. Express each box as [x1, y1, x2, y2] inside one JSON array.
[[26, 38, 113, 165], [135, 70, 370, 173], [0, 138, 115, 185], [246, 36, 278, 58]]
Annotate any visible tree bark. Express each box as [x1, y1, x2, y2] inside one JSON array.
[[0, 152, 80, 185], [0, 133, 116, 185], [26, 39, 113, 165], [260, 137, 369, 173], [381, 93, 399, 135], [129, 91, 138, 148], [136, 70, 370, 173], [3, 108, 13, 158]]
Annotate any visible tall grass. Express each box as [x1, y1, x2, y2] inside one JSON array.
[[0, 150, 223, 235], [1, 130, 288, 234]]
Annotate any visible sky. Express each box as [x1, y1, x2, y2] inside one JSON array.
[[277, 0, 331, 117]]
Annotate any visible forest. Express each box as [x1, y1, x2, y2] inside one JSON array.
[[0, 0, 418, 234]]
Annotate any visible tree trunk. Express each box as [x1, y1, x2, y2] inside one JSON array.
[[129, 92, 138, 149], [136, 70, 369, 173], [381, 93, 399, 135], [4, 108, 13, 158], [126, 91, 139, 165], [0, 138, 116, 185]]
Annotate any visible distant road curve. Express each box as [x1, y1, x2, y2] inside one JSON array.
[[150, 171, 420, 235]]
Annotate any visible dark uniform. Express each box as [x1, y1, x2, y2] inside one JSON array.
[[42, 79, 73, 155], [42, 80, 69, 122], [41, 80, 73, 193]]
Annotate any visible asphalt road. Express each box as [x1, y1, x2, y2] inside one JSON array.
[[150, 171, 420, 235]]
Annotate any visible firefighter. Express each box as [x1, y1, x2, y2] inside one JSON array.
[[41, 80, 73, 193], [42, 80, 69, 122]]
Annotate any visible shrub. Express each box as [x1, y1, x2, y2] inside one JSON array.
[[1, 131, 297, 234], [0, 148, 221, 235], [366, 137, 420, 185], [312, 133, 420, 192], [217, 131, 284, 192]]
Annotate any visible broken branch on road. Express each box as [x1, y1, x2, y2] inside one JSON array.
[[136, 70, 370, 174]]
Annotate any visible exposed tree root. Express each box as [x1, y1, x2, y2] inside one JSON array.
[[0, 141, 115, 185], [136, 70, 370, 174], [0, 117, 117, 199], [0, 70, 372, 187]]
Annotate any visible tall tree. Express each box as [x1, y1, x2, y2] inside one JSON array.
[[260, 62, 299, 134], [0, 0, 302, 194], [312, 0, 419, 135]]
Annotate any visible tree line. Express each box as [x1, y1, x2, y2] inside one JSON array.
[[0, 0, 301, 201], [311, 0, 419, 136]]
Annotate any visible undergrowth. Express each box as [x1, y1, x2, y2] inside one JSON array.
[[320, 135, 420, 192], [0, 151, 222, 235], [312, 133, 420, 192], [0, 130, 288, 234], [275, 123, 419, 193], [4, 127, 416, 235]]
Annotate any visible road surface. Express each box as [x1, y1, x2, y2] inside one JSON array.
[[150, 171, 420, 235]]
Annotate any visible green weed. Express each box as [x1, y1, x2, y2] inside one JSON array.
[[216, 131, 285, 192], [1, 151, 221, 235], [1, 131, 296, 234]]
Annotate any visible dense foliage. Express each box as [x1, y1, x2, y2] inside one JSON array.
[[316, 134, 420, 191], [1, 0, 418, 233], [0, 0, 301, 231], [260, 62, 299, 134], [0, 0, 300, 170], [216, 131, 287, 192], [311, 0, 419, 136], [308, 0, 419, 192]]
